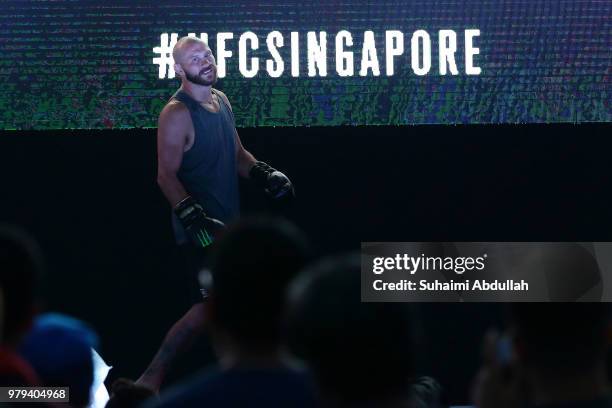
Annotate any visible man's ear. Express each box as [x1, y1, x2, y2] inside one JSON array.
[[174, 63, 183, 78]]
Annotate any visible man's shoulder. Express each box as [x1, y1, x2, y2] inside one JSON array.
[[159, 99, 190, 122]]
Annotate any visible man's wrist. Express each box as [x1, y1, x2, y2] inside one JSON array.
[[249, 161, 273, 184], [246, 161, 257, 177], [173, 195, 192, 210], [246, 160, 259, 180]]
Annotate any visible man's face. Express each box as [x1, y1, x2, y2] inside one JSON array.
[[177, 42, 217, 86]]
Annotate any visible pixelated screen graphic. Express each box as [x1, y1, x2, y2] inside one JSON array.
[[1, 0, 609, 129]]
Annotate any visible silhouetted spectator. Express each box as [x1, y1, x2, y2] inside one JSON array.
[[19, 313, 99, 408], [105, 378, 155, 408], [473, 303, 612, 408], [287, 254, 424, 407], [407, 376, 446, 408], [0, 224, 42, 386], [145, 217, 316, 408]]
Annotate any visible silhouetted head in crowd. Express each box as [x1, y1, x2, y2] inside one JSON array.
[[0, 224, 43, 347], [206, 217, 311, 358], [535, 243, 602, 301], [287, 255, 422, 406], [511, 303, 611, 405], [407, 376, 445, 408], [19, 313, 99, 408], [106, 378, 156, 408]]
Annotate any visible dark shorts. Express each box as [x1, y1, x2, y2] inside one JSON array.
[[174, 244, 212, 305]]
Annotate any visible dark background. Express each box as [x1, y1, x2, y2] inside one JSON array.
[[1, 123, 610, 403]]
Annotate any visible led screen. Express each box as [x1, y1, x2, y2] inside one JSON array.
[[1, 0, 609, 129]]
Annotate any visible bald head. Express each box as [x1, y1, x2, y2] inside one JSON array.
[[172, 36, 217, 86], [172, 36, 209, 64]]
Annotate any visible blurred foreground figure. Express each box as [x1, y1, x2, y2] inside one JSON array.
[[0, 225, 42, 387], [473, 303, 612, 408], [287, 255, 429, 408], [19, 313, 99, 408], [144, 217, 315, 408]]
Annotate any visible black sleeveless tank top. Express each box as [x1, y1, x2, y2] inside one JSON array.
[[170, 88, 239, 243]]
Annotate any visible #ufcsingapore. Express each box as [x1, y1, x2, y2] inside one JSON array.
[[153, 29, 482, 79]]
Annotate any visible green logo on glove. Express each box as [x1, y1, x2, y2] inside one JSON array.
[[196, 228, 213, 247]]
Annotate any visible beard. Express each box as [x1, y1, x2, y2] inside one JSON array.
[[184, 67, 217, 86]]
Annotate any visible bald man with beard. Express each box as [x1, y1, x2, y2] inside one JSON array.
[[157, 37, 295, 301]]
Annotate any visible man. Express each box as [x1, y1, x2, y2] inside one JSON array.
[[157, 36, 294, 250]]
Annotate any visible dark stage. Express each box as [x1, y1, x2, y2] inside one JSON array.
[[1, 123, 610, 402]]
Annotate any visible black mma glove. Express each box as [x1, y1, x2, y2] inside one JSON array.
[[249, 161, 295, 199], [174, 196, 225, 248]]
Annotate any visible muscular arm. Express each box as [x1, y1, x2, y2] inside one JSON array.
[[235, 132, 257, 178], [216, 90, 257, 178], [156, 102, 191, 207]]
